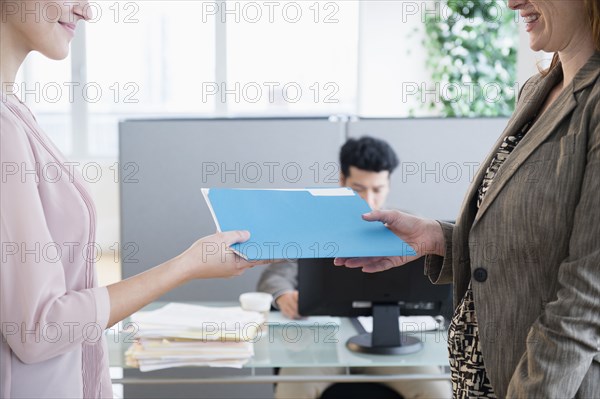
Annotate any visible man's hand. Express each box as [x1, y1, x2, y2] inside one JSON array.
[[276, 290, 300, 319]]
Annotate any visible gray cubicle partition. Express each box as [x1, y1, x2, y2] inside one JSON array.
[[119, 118, 345, 301], [347, 118, 509, 221]]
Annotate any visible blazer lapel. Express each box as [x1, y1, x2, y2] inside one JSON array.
[[465, 104, 537, 210], [452, 79, 543, 235], [471, 63, 574, 228]]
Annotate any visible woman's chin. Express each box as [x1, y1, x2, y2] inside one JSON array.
[[528, 40, 544, 53], [41, 45, 71, 61]]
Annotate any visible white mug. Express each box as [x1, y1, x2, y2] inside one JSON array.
[[239, 292, 273, 321]]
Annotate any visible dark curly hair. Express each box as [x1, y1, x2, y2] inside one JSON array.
[[340, 136, 399, 178]]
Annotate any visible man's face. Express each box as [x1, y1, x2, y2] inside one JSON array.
[[340, 166, 391, 211]]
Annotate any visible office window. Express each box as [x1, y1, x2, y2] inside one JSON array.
[[226, 1, 359, 115], [17, 0, 521, 158], [86, 1, 216, 157]]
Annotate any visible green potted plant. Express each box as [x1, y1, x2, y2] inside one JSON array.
[[420, 0, 518, 117]]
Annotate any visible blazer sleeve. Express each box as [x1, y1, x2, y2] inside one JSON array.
[[424, 77, 535, 286], [0, 111, 110, 365], [507, 95, 600, 397], [256, 260, 298, 308], [423, 221, 454, 284]]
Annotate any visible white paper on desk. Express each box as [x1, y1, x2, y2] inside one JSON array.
[[132, 327, 261, 341], [357, 316, 441, 333], [266, 312, 340, 327], [142, 346, 252, 359], [129, 303, 264, 341], [138, 339, 252, 351], [127, 304, 263, 372], [138, 358, 249, 372], [133, 340, 254, 358], [126, 340, 254, 371], [131, 303, 264, 328]]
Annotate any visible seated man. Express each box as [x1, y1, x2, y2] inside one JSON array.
[[258, 136, 451, 399]]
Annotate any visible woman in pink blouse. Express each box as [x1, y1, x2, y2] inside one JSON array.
[[0, 2, 263, 398]]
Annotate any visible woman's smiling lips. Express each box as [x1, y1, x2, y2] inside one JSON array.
[[58, 21, 77, 36], [522, 12, 540, 32]]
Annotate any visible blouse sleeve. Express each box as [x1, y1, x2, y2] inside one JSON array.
[[0, 109, 110, 364]]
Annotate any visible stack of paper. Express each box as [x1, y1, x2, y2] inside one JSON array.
[[125, 303, 264, 371]]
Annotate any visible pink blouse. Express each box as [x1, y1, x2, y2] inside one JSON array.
[[1, 92, 112, 398]]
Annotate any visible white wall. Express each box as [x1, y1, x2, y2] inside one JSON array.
[[75, 160, 120, 250], [517, 17, 553, 85], [358, 1, 432, 116]]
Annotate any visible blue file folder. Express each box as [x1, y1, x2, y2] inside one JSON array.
[[202, 188, 417, 261]]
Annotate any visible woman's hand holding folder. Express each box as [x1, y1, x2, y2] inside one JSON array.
[[333, 210, 446, 273], [177, 230, 270, 279]]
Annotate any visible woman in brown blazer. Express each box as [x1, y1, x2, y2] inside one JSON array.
[[336, 0, 600, 397]]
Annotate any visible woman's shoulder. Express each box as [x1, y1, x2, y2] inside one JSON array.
[[515, 71, 545, 106], [1, 99, 38, 163], [1, 100, 26, 138]]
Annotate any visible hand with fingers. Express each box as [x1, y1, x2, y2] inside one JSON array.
[[177, 230, 269, 280], [333, 210, 446, 273], [276, 290, 301, 319]]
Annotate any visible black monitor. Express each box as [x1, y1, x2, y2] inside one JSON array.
[[298, 257, 452, 355]]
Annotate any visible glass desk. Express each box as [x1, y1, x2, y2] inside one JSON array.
[[108, 302, 451, 385]]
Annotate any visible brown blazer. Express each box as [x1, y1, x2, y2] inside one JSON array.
[[426, 52, 600, 398]]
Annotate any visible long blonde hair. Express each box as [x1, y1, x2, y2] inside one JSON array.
[[541, 0, 600, 76], [587, 0, 600, 50]]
